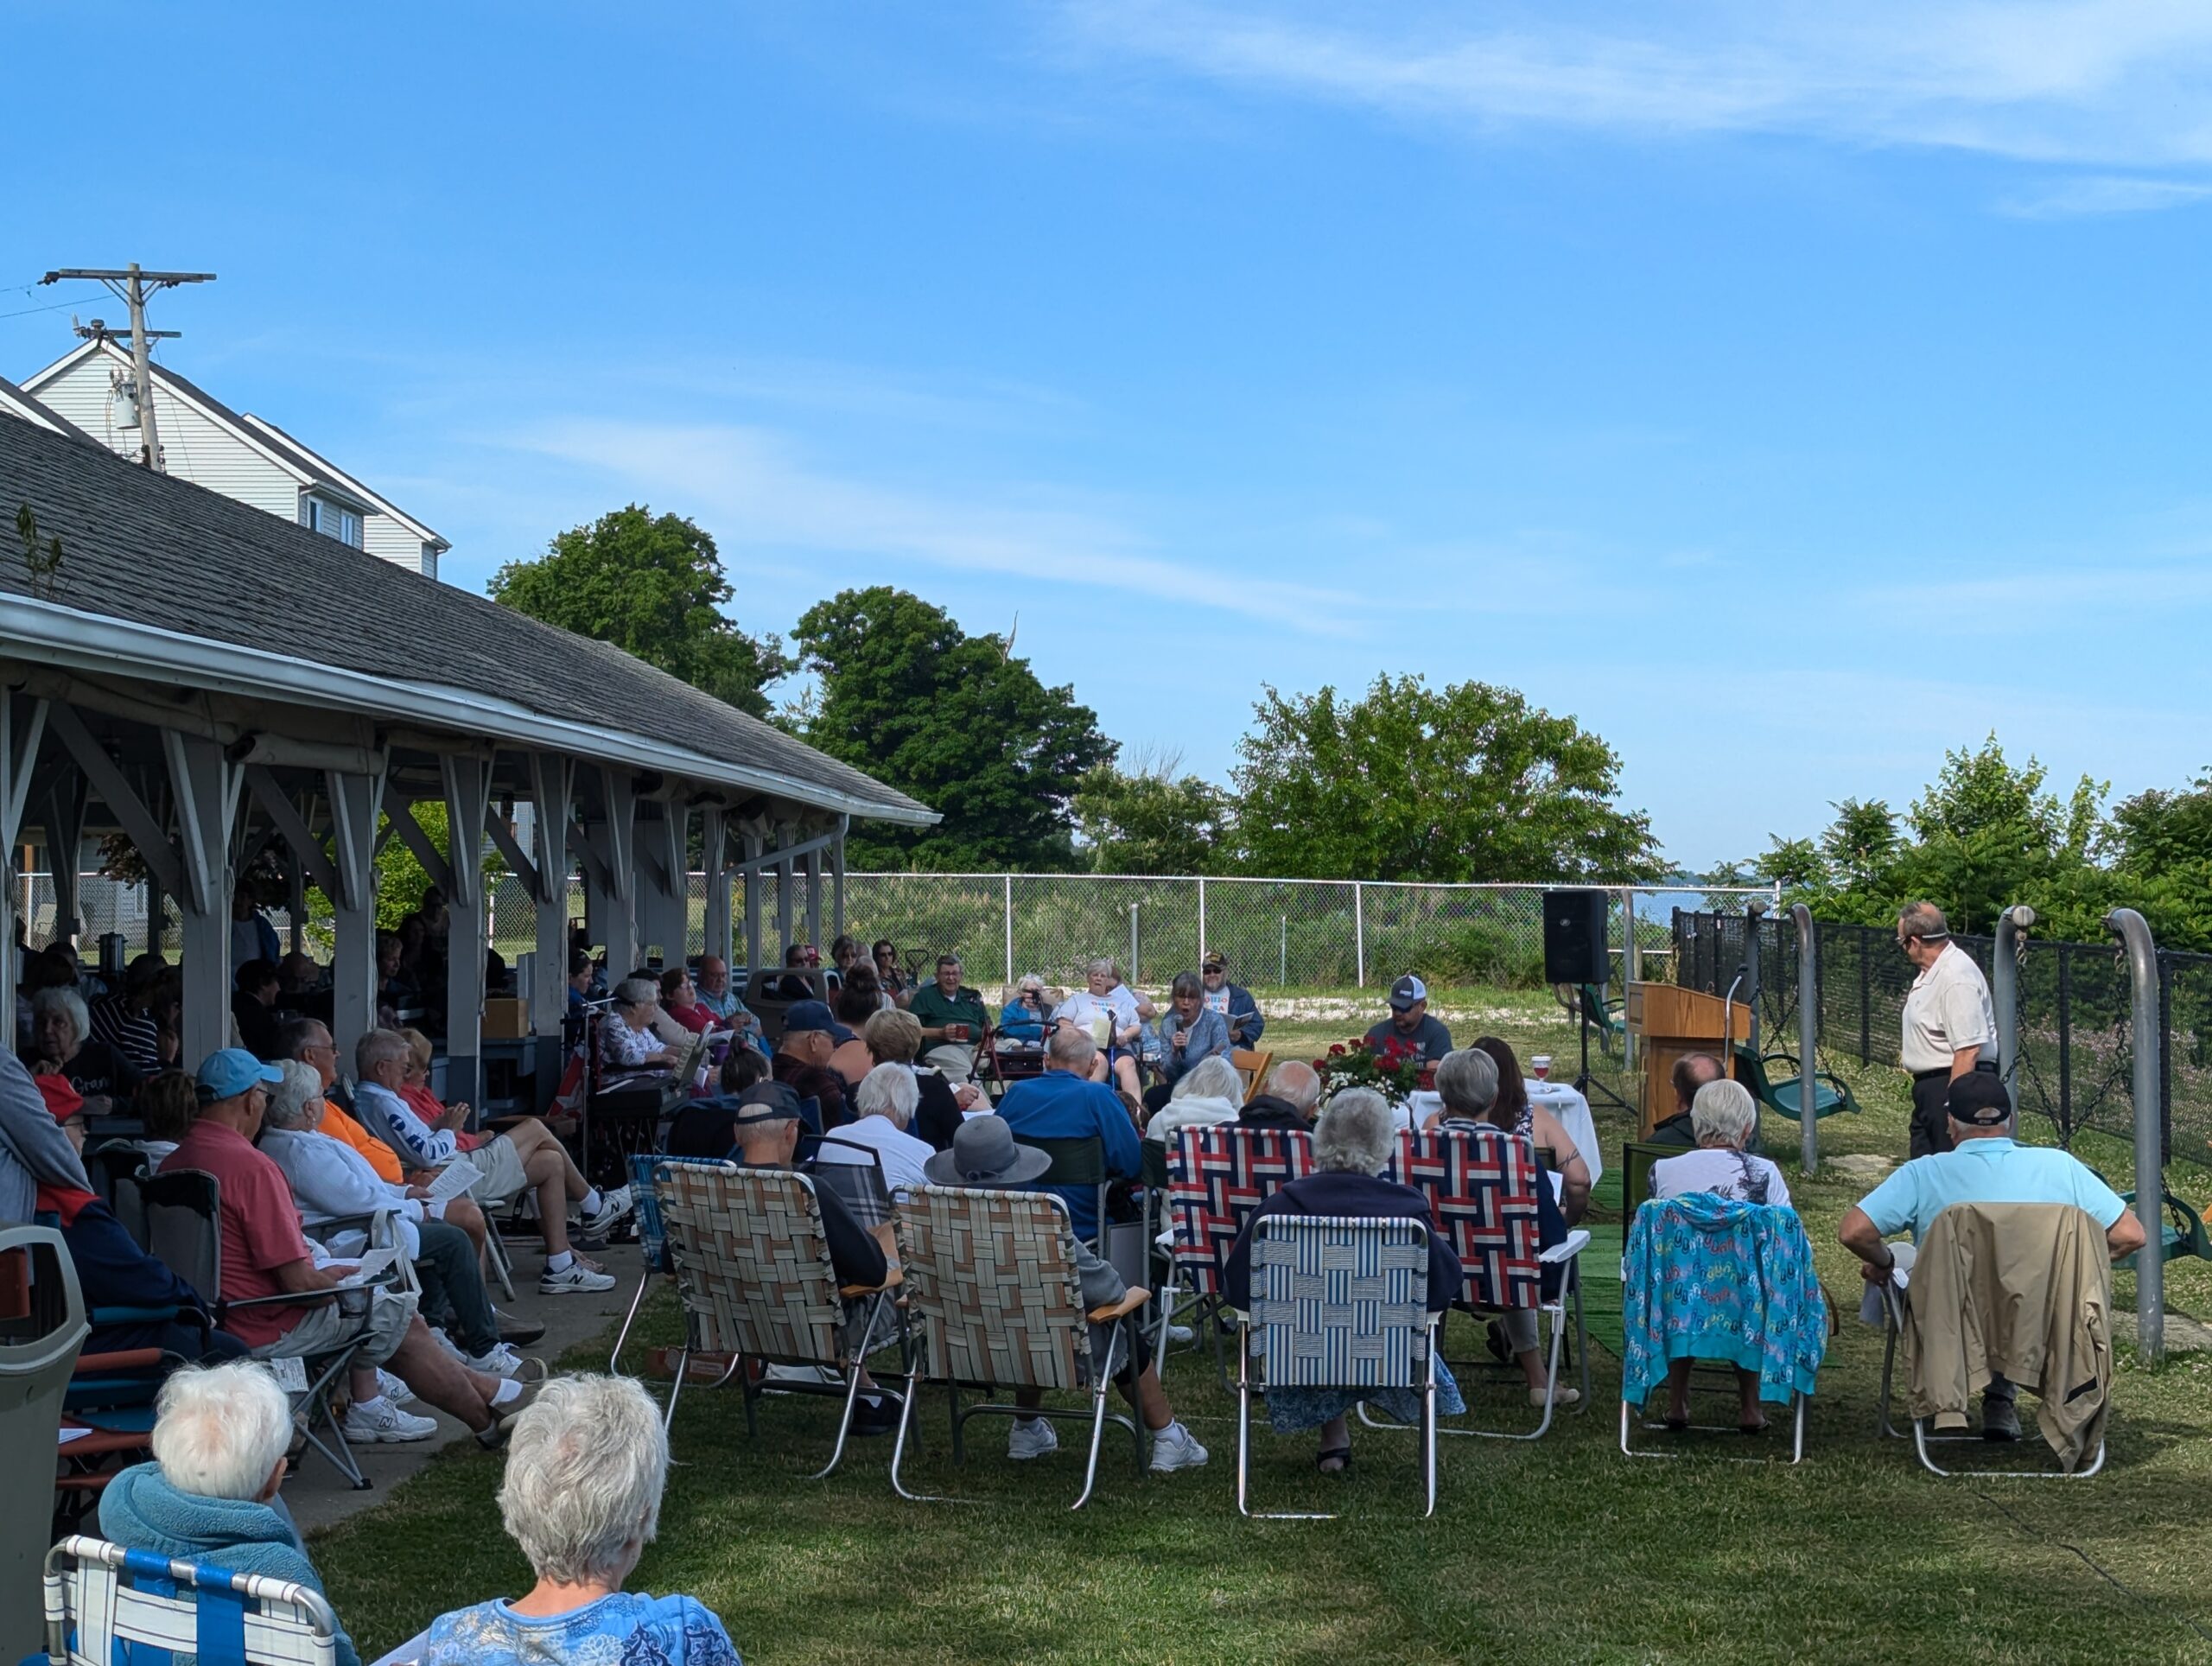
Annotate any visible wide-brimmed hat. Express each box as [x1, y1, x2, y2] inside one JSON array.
[[922, 1116, 1052, 1186]]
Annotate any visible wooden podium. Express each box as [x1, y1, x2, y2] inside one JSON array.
[[1624, 982, 1754, 1137]]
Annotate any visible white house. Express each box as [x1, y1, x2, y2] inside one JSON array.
[[15, 338, 448, 579], [0, 372, 87, 438]]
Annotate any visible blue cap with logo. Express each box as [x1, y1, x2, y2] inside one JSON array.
[[196, 1047, 285, 1102]]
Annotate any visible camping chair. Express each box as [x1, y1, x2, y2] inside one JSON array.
[[1873, 1202, 2108, 1478], [42, 1535, 343, 1666], [889, 1183, 1149, 1511], [1235, 1214, 1443, 1520], [813, 1135, 895, 1231], [1026, 1134, 1111, 1258], [656, 1160, 904, 1479], [128, 1171, 393, 1491], [1166, 1124, 1316, 1391], [1365, 1126, 1589, 1440], [609, 1150, 679, 1377], [1230, 1048, 1274, 1097], [1732, 1042, 1859, 1122], [978, 1024, 1047, 1102], [1619, 1196, 1817, 1465], [1576, 983, 1625, 1059], [1619, 1141, 1673, 1218], [54, 1345, 176, 1536]]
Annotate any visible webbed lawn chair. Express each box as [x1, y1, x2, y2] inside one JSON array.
[[609, 1150, 677, 1376], [1236, 1213, 1442, 1520], [42, 1535, 342, 1666], [1166, 1124, 1315, 1389], [890, 1184, 1149, 1511]]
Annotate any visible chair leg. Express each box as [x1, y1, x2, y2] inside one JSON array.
[[609, 1271, 653, 1375], [1572, 1273, 1591, 1413], [889, 1369, 928, 1502], [812, 1360, 868, 1482], [1236, 1325, 1253, 1518], [485, 1218, 517, 1302], [1421, 1356, 1438, 1518], [664, 1346, 690, 1429]]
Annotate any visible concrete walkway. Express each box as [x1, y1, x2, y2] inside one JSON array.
[[287, 1242, 645, 1534]]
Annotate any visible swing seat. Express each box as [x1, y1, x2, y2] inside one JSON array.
[[2116, 1188, 2211, 1272], [1732, 1044, 1859, 1123]]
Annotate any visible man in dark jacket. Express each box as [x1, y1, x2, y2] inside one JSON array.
[[1649, 1052, 1761, 1153], [1199, 952, 1265, 1047], [1240, 1059, 1321, 1131]]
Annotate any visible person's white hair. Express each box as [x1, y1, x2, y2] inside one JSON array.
[[354, 1027, 410, 1078], [613, 976, 659, 1008], [1086, 957, 1120, 982], [855, 1062, 919, 1128], [1690, 1078, 1760, 1149], [499, 1373, 669, 1587], [1172, 1054, 1244, 1106], [1263, 1059, 1321, 1112], [1046, 1023, 1097, 1069], [1313, 1087, 1395, 1175], [1434, 1048, 1499, 1118], [30, 985, 89, 1047], [262, 1059, 326, 1130], [150, 1361, 292, 1500]]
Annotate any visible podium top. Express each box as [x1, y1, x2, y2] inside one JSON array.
[[1624, 982, 1754, 1043]]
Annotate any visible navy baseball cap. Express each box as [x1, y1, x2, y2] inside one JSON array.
[[1947, 1072, 2012, 1126], [197, 1047, 284, 1102], [782, 1000, 856, 1046], [1389, 975, 1428, 1012]]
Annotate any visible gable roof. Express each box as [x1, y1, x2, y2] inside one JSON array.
[[240, 413, 448, 550], [0, 372, 89, 440], [0, 414, 934, 825], [21, 339, 376, 513]]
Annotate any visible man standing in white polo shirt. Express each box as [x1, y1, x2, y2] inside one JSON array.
[[1897, 901, 1998, 1158]]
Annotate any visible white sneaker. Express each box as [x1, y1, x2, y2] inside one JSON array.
[[540, 1259, 618, 1294], [1166, 1324, 1195, 1345], [1007, 1417, 1059, 1460], [341, 1396, 439, 1444], [462, 1341, 525, 1378], [429, 1327, 467, 1364], [376, 1368, 417, 1406], [580, 1186, 633, 1237], [1148, 1419, 1210, 1472]]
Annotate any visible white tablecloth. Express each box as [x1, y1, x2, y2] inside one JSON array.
[[1403, 1080, 1604, 1186]]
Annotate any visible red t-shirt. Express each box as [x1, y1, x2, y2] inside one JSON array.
[[160, 1121, 315, 1348], [399, 1081, 482, 1153], [667, 1002, 717, 1037]]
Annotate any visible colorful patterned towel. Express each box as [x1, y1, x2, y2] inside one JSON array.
[[1621, 1193, 1826, 1407]]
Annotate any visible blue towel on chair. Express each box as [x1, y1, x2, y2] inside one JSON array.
[[1621, 1194, 1826, 1408]]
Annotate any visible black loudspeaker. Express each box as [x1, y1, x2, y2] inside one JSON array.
[[1542, 889, 1609, 985]]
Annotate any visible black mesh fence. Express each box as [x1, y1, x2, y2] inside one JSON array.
[[1672, 910, 2211, 1167]]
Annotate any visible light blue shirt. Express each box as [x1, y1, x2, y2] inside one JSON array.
[[1858, 1137, 2126, 1243]]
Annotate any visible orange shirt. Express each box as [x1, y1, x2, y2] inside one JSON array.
[[321, 1100, 404, 1184]]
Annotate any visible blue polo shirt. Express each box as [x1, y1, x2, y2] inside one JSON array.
[[992, 1071, 1141, 1239], [1858, 1137, 2127, 1243]]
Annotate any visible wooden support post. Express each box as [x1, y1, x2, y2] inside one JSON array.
[[441, 755, 493, 1112]]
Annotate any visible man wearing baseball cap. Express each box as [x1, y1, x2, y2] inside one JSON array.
[[1363, 974, 1453, 1065], [1198, 951, 1264, 1048], [160, 1049, 533, 1449], [1838, 1071, 2145, 1440], [773, 1000, 854, 1129]]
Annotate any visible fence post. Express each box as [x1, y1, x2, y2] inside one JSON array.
[[1993, 905, 2035, 1116], [1197, 876, 1207, 963], [1858, 929, 1871, 1065], [1622, 887, 1642, 1071], [1128, 902, 1139, 989], [1792, 904, 1818, 1177], [1354, 882, 1366, 989], [1279, 913, 1287, 986], [2106, 906, 2164, 1364], [1743, 900, 1764, 1055], [1003, 874, 1014, 989]]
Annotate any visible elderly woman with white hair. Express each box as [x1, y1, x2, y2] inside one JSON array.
[[1052, 958, 1153, 1099], [817, 1060, 934, 1195], [1223, 1088, 1465, 1472], [99, 1361, 365, 1666], [1142, 1052, 1244, 1148], [1649, 1077, 1795, 1432], [601, 976, 683, 1071], [416, 1374, 739, 1664], [25, 982, 142, 1115]]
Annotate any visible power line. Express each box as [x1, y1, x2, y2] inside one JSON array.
[[0, 291, 105, 321], [36, 264, 216, 469]]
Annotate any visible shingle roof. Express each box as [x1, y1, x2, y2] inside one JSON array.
[[0, 414, 934, 824]]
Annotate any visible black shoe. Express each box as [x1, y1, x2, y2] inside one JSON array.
[[849, 1395, 900, 1438], [1981, 1397, 2021, 1442], [497, 1315, 548, 1346]]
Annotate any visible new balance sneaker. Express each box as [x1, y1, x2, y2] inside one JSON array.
[[462, 1341, 527, 1378], [341, 1397, 439, 1444], [1007, 1417, 1059, 1460], [1166, 1324, 1195, 1345], [540, 1258, 618, 1294], [1148, 1419, 1210, 1473], [375, 1368, 417, 1406], [580, 1186, 634, 1238]]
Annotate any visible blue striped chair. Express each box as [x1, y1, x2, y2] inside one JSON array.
[[1235, 1214, 1442, 1519], [43, 1535, 343, 1665]]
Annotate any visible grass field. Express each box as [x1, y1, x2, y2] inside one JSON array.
[[313, 989, 2212, 1663]]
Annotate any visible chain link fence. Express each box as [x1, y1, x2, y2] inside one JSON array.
[[1672, 908, 2208, 1168]]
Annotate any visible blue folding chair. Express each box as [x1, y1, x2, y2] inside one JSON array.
[[42, 1535, 343, 1666]]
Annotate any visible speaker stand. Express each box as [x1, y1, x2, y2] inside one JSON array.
[[1573, 1003, 1636, 1117]]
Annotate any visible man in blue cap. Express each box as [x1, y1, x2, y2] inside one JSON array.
[[161, 1049, 533, 1448], [772, 999, 853, 1128]]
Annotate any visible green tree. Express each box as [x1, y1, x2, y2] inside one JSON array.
[[488, 506, 791, 717], [1071, 753, 1227, 874], [792, 587, 1115, 870], [1225, 673, 1663, 882]]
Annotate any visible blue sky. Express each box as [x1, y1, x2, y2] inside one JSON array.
[[7, 2, 2211, 872]]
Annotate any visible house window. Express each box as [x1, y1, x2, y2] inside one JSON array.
[[303, 499, 321, 532], [303, 497, 363, 548]]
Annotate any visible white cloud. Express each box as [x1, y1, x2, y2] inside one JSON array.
[[1997, 174, 2212, 217], [1061, 1, 2212, 171], [497, 417, 1370, 633]]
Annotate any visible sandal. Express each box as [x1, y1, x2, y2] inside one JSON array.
[[1663, 1414, 1691, 1432], [1315, 1445, 1353, 1474]]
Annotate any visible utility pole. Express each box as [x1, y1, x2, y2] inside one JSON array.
[[38, 264, 215, 470]]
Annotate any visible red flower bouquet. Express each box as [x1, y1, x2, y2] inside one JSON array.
[[1312, 1034, 1425, 1104]]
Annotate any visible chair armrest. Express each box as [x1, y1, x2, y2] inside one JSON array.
[[1539, 1229, 1592, 1265], [86, 1304, 188, 1328], [841, 1267, 904, 1298], [75, 1347, 169, 1373], [1088, 1286, 1151, 1323]]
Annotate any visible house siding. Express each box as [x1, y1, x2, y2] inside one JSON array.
[[363, 514, 431, 575], [31, 357, 299, 518]]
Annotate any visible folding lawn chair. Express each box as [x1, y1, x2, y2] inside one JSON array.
[[1619, 1194, 1819, 1465], [890, 1183, 1150, 1511], [1229, 1048, 1273, 1097], [813, 1135, 895, 1230], [609, 1150, 677, 1376], [1371, 1125, 1591, 1440], [1874, 1201, 2107, 1479], [42, 1535, 343, 1666], [1026, 1134, 1111, 1258], [1166, 1124, 1315, 1390], [1235, 1213, 1443, 1520], [656, 1160, 904, 1479]]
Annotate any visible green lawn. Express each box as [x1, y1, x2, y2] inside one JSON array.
[[313, 990, 2212, 1663]]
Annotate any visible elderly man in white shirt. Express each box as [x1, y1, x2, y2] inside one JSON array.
[[1896, 901, 1999, 1159], [816, 1062, 935, 1197]]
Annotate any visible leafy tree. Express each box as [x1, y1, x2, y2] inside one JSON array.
[[1225, 674, 1663, 882], [488, 506, 791, 718], [792, 587, 1115, 870], [1071, 752, 1228, 874]]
